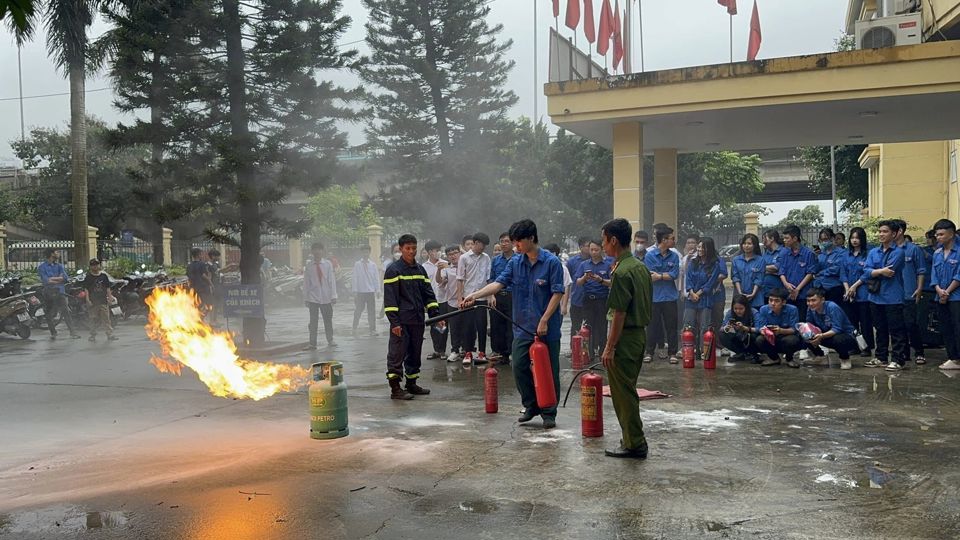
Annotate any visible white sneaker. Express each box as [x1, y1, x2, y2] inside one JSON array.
[[798, 349, 811, 360], [462, 352, 473, 367], [885, 361, 902, 372], [840, 359, 852, 370], [643, 354, 652, 363], [939, 359, 960, 370], [447, 351, 460, 363]]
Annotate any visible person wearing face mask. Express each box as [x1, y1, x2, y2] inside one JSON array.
[[814, 228, 846, 306], [633, 230, 649, 259]]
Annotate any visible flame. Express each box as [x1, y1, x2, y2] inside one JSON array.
[[145, 286, 310, 400]]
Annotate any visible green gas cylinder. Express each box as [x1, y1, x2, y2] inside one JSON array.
[[309, 361, 348, 439]]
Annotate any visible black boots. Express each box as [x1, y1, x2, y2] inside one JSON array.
[[389, 378, 414, 400], [405, 378, 430, 395]]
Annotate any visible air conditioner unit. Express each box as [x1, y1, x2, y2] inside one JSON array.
[[855, 13, 923, 49]]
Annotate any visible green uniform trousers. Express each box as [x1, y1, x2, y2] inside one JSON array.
[[608, 328, 647, 450]]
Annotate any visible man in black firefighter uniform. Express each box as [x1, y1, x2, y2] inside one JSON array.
[[384, 234, 443, 400]]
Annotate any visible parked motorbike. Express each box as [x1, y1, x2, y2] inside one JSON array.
[[0, 273, 23, 298], [0, 293, 32, 339]]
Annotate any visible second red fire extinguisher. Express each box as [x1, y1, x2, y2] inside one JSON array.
[[485, 365, 498, 413], [571, 334, 583, 370], [530, 336, 558, 409], [702, 326, 717, 369], [580, 371, 603, 437], [681, 326, 696, 368]]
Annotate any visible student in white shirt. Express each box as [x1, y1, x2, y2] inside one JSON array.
[[422, 240, 448, 359], [352, 247, 380, 336], [456, 232, 492, 365], [436, 245, 462, 361], [303, 242, 338, 350]]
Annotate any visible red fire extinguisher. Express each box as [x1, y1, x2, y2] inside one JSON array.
[[579, 323, 592, 362], [702, 326, 717, 369], [571, 334, 583, 370], [580, 371, 603, 437], [485, 366, 498, 413], [530, 336, 558, 409], [681, 326, 696, 368]]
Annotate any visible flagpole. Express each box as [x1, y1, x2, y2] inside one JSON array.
[[729, 13, 734, 63], [534, 0, 538, 122], [637, 0, 644, 72]]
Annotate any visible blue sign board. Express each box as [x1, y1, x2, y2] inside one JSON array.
[[223, 285, 264, 318]]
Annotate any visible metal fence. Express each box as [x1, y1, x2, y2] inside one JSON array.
[[97, 238, 159, 266], [5, 241, 77, 272]]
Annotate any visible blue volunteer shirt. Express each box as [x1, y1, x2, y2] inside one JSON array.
[[815, 247, 845, 291], [807, 300, 855, 336], [495, 247, 566, 341], [841, 249, 871, 302], [922, 245, 936, 293], [755, 303, 799, 329], [931, 244, 960, 302], [779, 245, 818, 299], [898, 242, 927, 301], [761, 244, 788, 295], [490, 253, 515, 292], [577, 257, 614, 298], [731, 254, 765, 308], [684, 258, 725, 310], [643, 248, 680, 303], [38, 260, 69, 294], [863, 244, 906, 305], [566, 254, 587, 307], [722, 307, 759, 328]]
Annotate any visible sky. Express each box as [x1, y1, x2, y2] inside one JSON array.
[[0, 0, 850, 224]]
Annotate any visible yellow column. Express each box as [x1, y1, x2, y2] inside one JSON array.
[[744, 212, 760, 237], [87, 226, 99, 264], [653, 148, 678, 228], [613, 122, 643, 231], [289, 237, 303, 270], [161, 227, 173, 267], [367, 224, 384, 272]]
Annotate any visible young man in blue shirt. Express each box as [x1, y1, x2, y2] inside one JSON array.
[[778, 225, 818, 323], [576, 240, 614, 358], [644, 226, 681, 363], [488, 232, 515, 363], [805, 287, 858, 370], [761, 229, 788, 303], [566, 237, 590, 338], [931, 219, 960, 370], [754, 288, 802, 367], [38, 248, 80, 340], [863, 220, 908, 371], [893, 219, 928, 365], [463, 219, 565, 429]]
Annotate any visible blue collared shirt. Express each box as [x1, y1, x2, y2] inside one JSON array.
[[815, 247, 845, 291], [755, 303, 799, 329], [577, 256, 614, 298], [922, 245, 936, 293], [807, 300, 855, 336], [779, 245, 818, 298], [931, 244, 960, 302], [722, 307, 759, 329], [490, 253, 515, 292], [566, 254, 587, 307], [841, 249, 870, 302], [761, 245, 788, 295], [731, 254, 764, 308], [898, 242, 927, 301], [495, 247, 566, 341], [863, 244, 906, 305], [38, 260, 69, 293], [684, 257, 725, 310], [643, 249, 680, 303]]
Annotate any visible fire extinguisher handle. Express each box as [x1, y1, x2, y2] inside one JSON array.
[[560, 363, 606, 408]]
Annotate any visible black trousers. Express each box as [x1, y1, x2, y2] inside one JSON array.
[[43, 290, 75, 336], [842, 300, 875, 351], [352, 292, 376, 332], [753, 334, 802, 360], [386, 324, 425, 380], [647, 301, 678, 355], [430, 303, 451, 354], [871, 303, 907, 365], [490, 291, 514, 357], [719, 331, 757, 355], [307, 301, 334, 346], [569, 304, 585, 337], [824, 285, 845, 305], [582, 295, 609, 357], [938, 301, 960, 359], [902, 299, 925, 356], [447, 303, 463, 354], [463, 299, 488, 353], [788, 298, 808, 324], [809, 333, 858, 360]]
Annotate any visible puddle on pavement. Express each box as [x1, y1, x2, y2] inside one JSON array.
[[458, 500, 499, 514], [642, 409, 745, 433], [0, 505, 128, 534]]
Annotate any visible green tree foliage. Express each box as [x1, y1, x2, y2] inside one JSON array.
[[775, 204, 825, 231], [1, 0, 35, 34], [677, 152, 765, 233], [0, 187, 18, 224], [702, 203, 770, 235], [798, 145, 868, 211], [11, 118, 150, 238], [305, 186, 380, 246]]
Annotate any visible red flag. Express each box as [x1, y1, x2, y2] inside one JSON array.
[[565, 0, 580, 30], [597, 0, 613, 55], [583, 0, 596, 43], [718, 0, 737, 15], [553, 0, 560, 18], [747, 0, 762, 60], [612, 1, 624, 70]]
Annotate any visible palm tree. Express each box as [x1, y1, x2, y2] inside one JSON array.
[[8, 0, 100, 263], [2, 0, 35, 33]]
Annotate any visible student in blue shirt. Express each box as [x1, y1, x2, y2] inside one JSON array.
[[931, 219, 960, 370], [576, 240, 614, 358], [805, 287, 858, 370], [566, 238, 590, 337], [814, 228, 846, 305], [753, 288, 803, 367], [683, 237, 725, 358], [893, 220, 928, 365], [862, 220, 908, 371], [38, 248, 80, 339], [488, 232, 515, 363], [644, 226, 681, 363], [841, 227, 874, 358], [778, 225, 818, 322], [761, 229, 789, 303], [732, 233, 765, 310], [718, 294, 760, 364]]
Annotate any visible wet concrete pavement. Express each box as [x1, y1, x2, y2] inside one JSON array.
[[1, 306, 959, 539]]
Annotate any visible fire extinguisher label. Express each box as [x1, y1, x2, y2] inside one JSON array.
[[581, 387, 597, 421]]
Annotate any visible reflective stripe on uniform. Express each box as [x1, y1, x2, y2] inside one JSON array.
[[426, 302, 439, 309], [405, 372, 420, 379], [384, 307, 399, 312], [383, 276, 400, 284]]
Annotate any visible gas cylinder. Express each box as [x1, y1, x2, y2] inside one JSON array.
[[530, 336, 558, 409], [309, 361, 349, 439], [571, 334, 584, 370], [578, 323, 592, 362], [580, 371, 604, 437], [485, 365, 499, 413], [702, 327, 717, 370], [681, 326, 696, 369]]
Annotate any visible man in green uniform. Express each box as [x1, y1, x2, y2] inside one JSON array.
[[600, 218, 653, 459]]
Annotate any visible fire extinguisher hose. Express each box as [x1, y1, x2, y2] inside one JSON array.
[[424, 304, 537, 338], [561, 363, 607, 408]]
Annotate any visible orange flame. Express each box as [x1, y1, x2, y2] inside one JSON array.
[[145, 286, 310, 400]]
